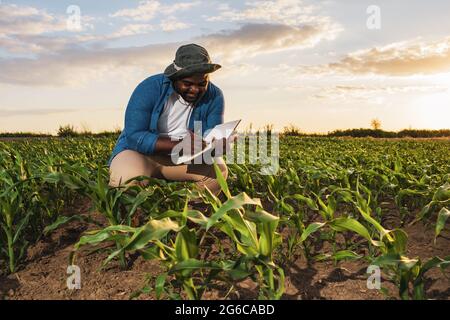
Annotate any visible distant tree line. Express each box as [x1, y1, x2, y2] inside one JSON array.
[[1, 124, 449, 139], [55, 125, 121, 138], [0, 125, 121, 138], [0, 132, 54, 138], [327, 128, 450, 138]]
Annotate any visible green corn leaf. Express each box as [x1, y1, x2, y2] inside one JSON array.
[[170, 258, 223, 273], [12, 209, 34, 244], [223, 211, 259, 254], [175, 227, 198, 261], [417, 202, 433, 221], [419, 256, 450, 277], [244, 207, 279, 224], [337, 190, 354, 203], [155, 273, 167, 299], [435, 207, 450, 240], [159, 209, 209, 227], [388, 228, 408, 254], [327, 195, 337, 216], [433, 183, 450, 202], [128, 189, 154, 218], [103, 218, 180, 266], [329, 217, 372, 242], [213, 161, 231, 199], [333, 250, 362, 261], [207, 192, 260, 230], [259, 219, 280, 257], [372, 253, 419, 270], [300, 222, 326, 243], [123, 218, 180, 251], [74, 225, 135, 250], [43, 214, 86, 236], [315, 250, 362, 262], [291, 194, 318, 211], [139, 246, 160, 260]]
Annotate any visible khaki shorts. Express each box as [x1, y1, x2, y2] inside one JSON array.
[[108, 149, 228, 196]]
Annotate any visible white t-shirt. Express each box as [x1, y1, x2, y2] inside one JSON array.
[[157, 91, 193, 140]]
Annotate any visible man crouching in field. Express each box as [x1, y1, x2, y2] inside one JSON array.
[[108, 44, 230, 197]]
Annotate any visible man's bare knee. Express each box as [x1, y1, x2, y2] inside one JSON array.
[[108, 150, 158, 188]]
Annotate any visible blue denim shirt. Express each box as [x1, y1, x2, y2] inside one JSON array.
[[107, 73, 224, 166]]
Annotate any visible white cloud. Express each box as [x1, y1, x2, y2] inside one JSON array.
[[312, 85, 449, 100], [160, 17, 191, 32], [302, 37, 450, 76], [199, 23, 338, 62], [0, 43, 177, 86], [0, 20, 338, 86], [110, 0, 160, 21], [0, 3, 95, 36], [0, 3, 97, 54], [202, 0, 341, 62], [0, 3, 66, 36], [112, 23, 155, 37], [111, 0, 201, 21], [0, 34, 97, 54], [163, 1, 201, 14], [206, 0, 331, 26]]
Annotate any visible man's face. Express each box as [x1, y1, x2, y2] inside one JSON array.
[[173, 73, 209, 103]]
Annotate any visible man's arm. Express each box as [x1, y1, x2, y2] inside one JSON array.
[[205, 89, 225, 132], [154, 137, 179, 154], [157, 131, 208, 155], [124, 79, 160, 155], [205, 87, 226, 156]]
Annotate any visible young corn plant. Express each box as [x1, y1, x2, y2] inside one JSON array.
[[43, 164, 147, 268], [372, 253, 450, 300], [132, 200, 222, 300], [273, 193, 317, 262], [0, 181, 35, 273], [197, 162, 285, 299], [344, 189, 450, 299], [130, 195, 248, 300], [413, 182, 450, 241], [139, 226, 226, 299], [291, 191, 376, 264], [70, 217, 181, 270], [0, 145, 51, 273]]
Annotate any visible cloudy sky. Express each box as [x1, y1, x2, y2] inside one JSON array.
[[1, 0, 450, 134]]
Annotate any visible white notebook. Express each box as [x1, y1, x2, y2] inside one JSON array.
[[172, 119, 241, 164]]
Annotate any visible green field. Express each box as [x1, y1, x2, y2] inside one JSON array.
[[0, 136, 449, 300]]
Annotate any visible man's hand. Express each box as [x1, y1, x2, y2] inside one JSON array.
[[181, 130, 208, 156], [155, 130, 208, 156], [154, 136, 180, 155]]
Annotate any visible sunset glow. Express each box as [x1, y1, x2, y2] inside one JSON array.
[[1, 0, 450, 133]]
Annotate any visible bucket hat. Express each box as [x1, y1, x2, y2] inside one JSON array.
[[164, 44, 221, 80]]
